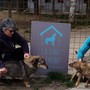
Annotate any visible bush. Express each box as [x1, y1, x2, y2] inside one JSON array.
[[65, 80, 75, 87]]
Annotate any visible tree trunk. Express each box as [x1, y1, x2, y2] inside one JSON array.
[[69, 0, 77, 24]]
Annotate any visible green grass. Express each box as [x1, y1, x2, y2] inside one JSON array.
[[65, 80, 75, 87], [33, 87, 39, 90], [47, 72, 66, 82], [42, 72, 75, 88]]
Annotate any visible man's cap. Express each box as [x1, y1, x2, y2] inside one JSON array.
[[0, 18, 16, 30]]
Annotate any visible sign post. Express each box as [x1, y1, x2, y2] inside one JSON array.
[[31, 21, 71, 75]]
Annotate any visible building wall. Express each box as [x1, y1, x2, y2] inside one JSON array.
[[28, 0, 87, 14], [0, 0, 87, 14]]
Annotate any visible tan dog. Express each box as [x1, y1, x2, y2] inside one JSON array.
[[69, 61, 90, 87], [24, 56, 48, 69], [23, 55, 48, 87]]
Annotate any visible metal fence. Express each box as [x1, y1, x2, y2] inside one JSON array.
[[0, 0, 90, 73]]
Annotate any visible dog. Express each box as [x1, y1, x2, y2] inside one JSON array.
[[23, 55, 48, 87], [24, 55, 48, 70], [0, 56, 48, 87], [69, 61, 90, 87]]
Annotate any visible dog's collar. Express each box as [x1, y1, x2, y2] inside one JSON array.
[[77, 68, 82, 73]]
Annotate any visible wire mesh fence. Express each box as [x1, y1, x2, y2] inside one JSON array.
[[0, 0, 90, 73]]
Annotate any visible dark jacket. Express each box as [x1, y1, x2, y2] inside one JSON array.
[[0, 29, 29, 63]]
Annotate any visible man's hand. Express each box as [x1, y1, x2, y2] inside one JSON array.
[[0, 67, 7, 74], [24, 53, 30, 59], [79, 59, 82, 61], [79, 58, 84, 62]]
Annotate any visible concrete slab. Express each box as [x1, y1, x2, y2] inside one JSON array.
[[67, 83, 90, 90]]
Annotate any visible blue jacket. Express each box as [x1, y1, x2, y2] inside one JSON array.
[[0, 29, 29, 67], [77, 36, 90, 60]]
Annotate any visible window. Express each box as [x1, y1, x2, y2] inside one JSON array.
[[84, 0, 88, 3], [45, 0, 51, 3], [32, 0, 35, 2], [58, 0, 63, 3]]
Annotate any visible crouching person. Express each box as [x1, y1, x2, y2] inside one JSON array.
[[0, 18, 30, 74]]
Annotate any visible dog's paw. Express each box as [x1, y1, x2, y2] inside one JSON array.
[[75, 83, 79, 87], [25, 84, 30, 88], [85, 84, 89, 88], [24, 81, 30, 87]]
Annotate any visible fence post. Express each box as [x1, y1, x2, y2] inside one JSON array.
[[8, 0, 12, 18]]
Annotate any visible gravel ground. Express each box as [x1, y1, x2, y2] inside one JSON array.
[[0, 79, 68, 90]]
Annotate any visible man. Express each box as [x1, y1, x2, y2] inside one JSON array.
[[77, 36, 90, 61], [0, 18, 30, 74]]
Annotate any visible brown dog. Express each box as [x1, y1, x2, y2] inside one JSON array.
[[24, 56, 48, 70], [23, 55, 48, 87], [69, 61, 90, 87]]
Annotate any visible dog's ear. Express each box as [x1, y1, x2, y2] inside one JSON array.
[[35, 55, 40, 59], [75, 51, 78, 54], [30, 56, 39, 63], [29, 56, 37, 61], [31, 59, 39, 66]]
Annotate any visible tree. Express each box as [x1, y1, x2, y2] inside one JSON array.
[[69, 0, 77, 24]]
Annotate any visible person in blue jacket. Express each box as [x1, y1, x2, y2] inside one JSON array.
[[77, 36, 90, 61], [0, 18, 30, 74]]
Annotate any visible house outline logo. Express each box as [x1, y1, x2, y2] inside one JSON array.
[[40, 25, 63, 46], [40, 25, 63, 36]]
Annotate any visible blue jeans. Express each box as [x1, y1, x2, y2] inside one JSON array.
[[0, 60, 5, 68]]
